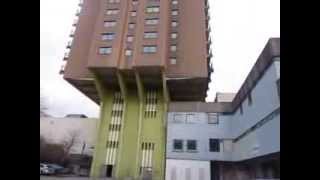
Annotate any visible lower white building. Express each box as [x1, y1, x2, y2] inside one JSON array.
[[166, 38, 280, 180]]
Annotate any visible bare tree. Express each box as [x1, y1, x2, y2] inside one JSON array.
[[61, 129, 81, 163], [40, 135, 65, 164]]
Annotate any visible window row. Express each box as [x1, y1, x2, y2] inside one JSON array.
[[173, 139, 197, 151], [173, 139, 220, 152], [98, 45, 159, 55], [172, 113, 219, 124], [169, 1, 179, 65], [104, 19, 162, 27]]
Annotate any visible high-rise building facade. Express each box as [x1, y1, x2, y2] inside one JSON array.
[[60, 0, 212, 179]]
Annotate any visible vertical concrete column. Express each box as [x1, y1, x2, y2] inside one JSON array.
[[90, 74, 116, 178]]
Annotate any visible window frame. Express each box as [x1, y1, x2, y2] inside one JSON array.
[[128, 23, 135, 29], [173, 113, 185, 123], [104, 21, 117, 27], [170, 58, 177, 65], [143, 45, 157, 53], [101, 33, 115, 41], [132, 0, 138, 5], [146, 6, 160, 13], [144, 32, 158, 39], [173, 139, 183, 151], [209, 139, 220, 152], [108, 0, 120, 3], [127, 35, 134, 42], [125, 49, 133, 56], [186, 140, 197, 151], [172, 0, 178, 5], [170, 45, 177, 52], [106, 9, 119, 15], [131, 11, 137, 17], [145, 18, 159, 25], [171, 21, 178, 27], [171, 10, 178, 16], [98, 47, 112, 55], [208, 113, 219, 124], [171, 32, 178, 39]]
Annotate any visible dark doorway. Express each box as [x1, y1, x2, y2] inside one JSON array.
[[106, 165, 113, 178], [210, 161, 220, 180]]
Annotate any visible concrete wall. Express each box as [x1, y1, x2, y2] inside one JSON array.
[[40, 117, 98, 155], [166, 60, 280, 162], [166, 112, 233, 161], [230, 60, 280, 161], [165, 159, 210, 180]]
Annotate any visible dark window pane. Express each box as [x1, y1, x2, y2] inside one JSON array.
[[173, 139, 183, 150], [209, 139, 220, 152], [187, 140, 197, 151]]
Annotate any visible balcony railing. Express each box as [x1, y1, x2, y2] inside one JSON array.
[[72, 18, 78, 26], [66, 41, 72, 48], [207, 49, 213, 59], [78, 0, 84, 6], [63, 52, 69, 60], [59, 65, 65, 75], [75, 9, 81, 16], [69, 29, 75, 37]]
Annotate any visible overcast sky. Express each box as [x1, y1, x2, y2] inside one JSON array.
[[40, 0, 279, 118]]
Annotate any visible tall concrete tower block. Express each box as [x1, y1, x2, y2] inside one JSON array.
[[60, 0, 212, 179]]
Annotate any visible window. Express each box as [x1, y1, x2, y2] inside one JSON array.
[[106, 9, 119, 15], [239, 104, 243, 115], [170, 45, 177, 52], [209, 139, 220, 152], [173, 139, 183, 151], [125, 49, 133, 56], [170, 58, 177, 65], [145, 18, 159, 25], [132, 0, 138, 5], [146, 6, 160, 13], [208, 113, 218, 124], [172, 10, 178, 16], [143, 46, 157, 53], [99, 47, 112, 55], [144, 32, 158, 39], [131, 11, 137, 17], [187, 140, 197, 151], [127, 35, 134, 42], [104, 21, 117, 27], [171, 21, 178, 27], [171, 33, 178, 39], [128, 23, 135, 29], [109, 0, 120, 3], [173, 114, 185, 123], [172, 0, 178, 5], [186, 114, 196, 123], [248, 92, 252, 106], [101, 33, 115, 41]]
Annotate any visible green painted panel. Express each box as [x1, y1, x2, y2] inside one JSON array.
[[90, 90, 115, 178], [116, 90, 140, 178], [90, 79, 167, 180]]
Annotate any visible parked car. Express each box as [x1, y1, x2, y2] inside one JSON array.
[[40, 163, 55, 175], [46, 163, 65, 174]]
